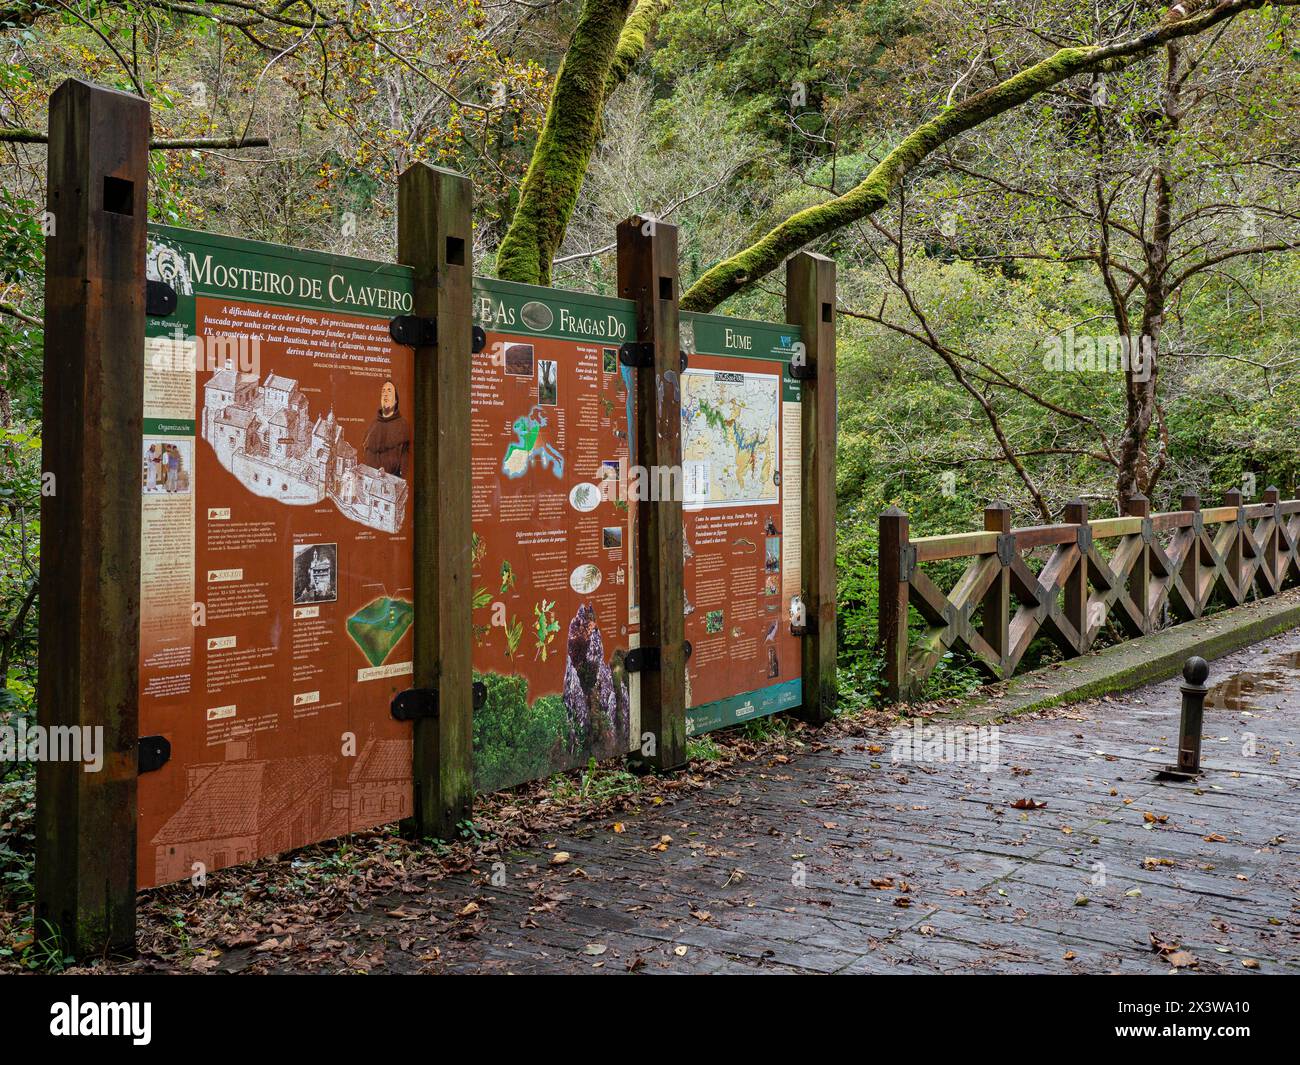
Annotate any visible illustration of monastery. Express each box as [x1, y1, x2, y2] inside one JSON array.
[[202, 368, 407, 534]]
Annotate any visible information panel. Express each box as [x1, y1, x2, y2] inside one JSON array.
[[135, 226, 794, 885], [469, 280, 639, 791], [680, 313, 803, 734], [140, 226, 418, 888]]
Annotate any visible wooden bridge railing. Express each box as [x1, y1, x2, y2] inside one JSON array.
[[878, 489, 1300, 702]]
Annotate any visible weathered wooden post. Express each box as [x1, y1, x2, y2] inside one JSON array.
[[1222, 487, 1245, 605], [1177, 492, 1202, 619], [396, 163, 475, 838], [878, 507, 911, 701], [1125, 493, 1151, 632], [785, 251, 837, 723], [981, 501, 1012, 675], [1262, 485, 1281, 590], [36, 80, 149, 956], [1063, 498, 1090, 652], [617, 216, 686, 773]]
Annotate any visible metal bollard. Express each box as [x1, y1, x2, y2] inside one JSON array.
[[1157, 656, 1209, 781]]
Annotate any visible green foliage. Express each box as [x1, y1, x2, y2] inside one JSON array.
[[686, 736, 724, 762], [472, 672, 569, 792], [739, 714, 794, 743], [547, 758, 642, 803]]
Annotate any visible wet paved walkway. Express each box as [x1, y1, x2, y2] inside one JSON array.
[[248, 630, 1300, 974]]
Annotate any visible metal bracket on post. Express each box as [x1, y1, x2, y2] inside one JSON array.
[[618, 340, 655, 368], [996, 533, 1017, 568], [1141, 518, 1155, 545], [391, 687, 438, 721], [146, 279, 177, 318], [899, 543, 917, 583], [1077, 524, 1093, 553], [619, 342, 688, 373], [789, 358, 816, 382], [389, 314, 437, 347], [138, 736, 171, 774], [625, 646, 660, 673], [624, 641, 691, 674], [392, 681, 486, 721]]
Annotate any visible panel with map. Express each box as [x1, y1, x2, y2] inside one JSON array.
[[680, 313, 803, 735], [681, 369, 780, 507]]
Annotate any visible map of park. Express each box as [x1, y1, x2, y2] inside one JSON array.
[[502, 405, 564, 480], [682, 370, 779, 505]]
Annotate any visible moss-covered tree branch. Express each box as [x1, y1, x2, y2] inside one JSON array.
[[679, 0, 1297, 312], [495, 0, 636, 286], [606, 0, 669, 95]]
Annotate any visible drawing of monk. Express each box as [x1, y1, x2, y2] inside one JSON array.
[[361, 379, 410, 478]]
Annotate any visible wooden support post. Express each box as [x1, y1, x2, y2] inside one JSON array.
[[785, 251, 837, 723], [981, 502, 1011, 675], [1177, 492, 1202, 619], [617, 216, 686, 773], [1262, 485, 1281, 588], [1125, 493, 1151, 630], [36, 79, 149, 957], [1223, 487, 1244, 605], [878, 507, 911, 701], [1063, 499, 1089, 652], [396, 163, 474, 838]]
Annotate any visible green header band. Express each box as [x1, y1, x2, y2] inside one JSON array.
[[473, 276, 636, 345], [147, 225, 802, 384], [149, 224, 413, 319]]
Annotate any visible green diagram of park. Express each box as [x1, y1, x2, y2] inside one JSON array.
[[347, 596, 415, 667]]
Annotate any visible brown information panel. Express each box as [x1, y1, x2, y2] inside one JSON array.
[[469, 281, 640, 791], [139, 227, 418, 888], [135, 228, 787, 887], [680, 313, 803, 735]]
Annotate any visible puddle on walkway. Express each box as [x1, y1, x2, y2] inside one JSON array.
[[1204, 650, 1300, 712]]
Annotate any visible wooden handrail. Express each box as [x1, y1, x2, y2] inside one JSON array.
[[878, 488, 1300, 701]]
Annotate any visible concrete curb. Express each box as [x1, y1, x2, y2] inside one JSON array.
[[941, 588, 1300, 725]]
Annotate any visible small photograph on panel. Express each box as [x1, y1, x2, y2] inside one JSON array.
[[293, 542, 338, 604], [143, 439, 192, 495], [504, 343, 534, 377], [538, 359, 558, 406], [765, 536, 781, 573]]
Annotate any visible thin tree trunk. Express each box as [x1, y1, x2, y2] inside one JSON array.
[[1117, 42, 1181, 506]]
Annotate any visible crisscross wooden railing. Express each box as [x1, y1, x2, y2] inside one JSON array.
[[877, 489, 1300, 701]]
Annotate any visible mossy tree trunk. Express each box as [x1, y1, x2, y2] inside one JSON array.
[[495, 0, 638, 286], [678, 0, 1287, 312]]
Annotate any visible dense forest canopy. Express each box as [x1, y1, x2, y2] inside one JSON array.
[[1, 0, 1297, 704]]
